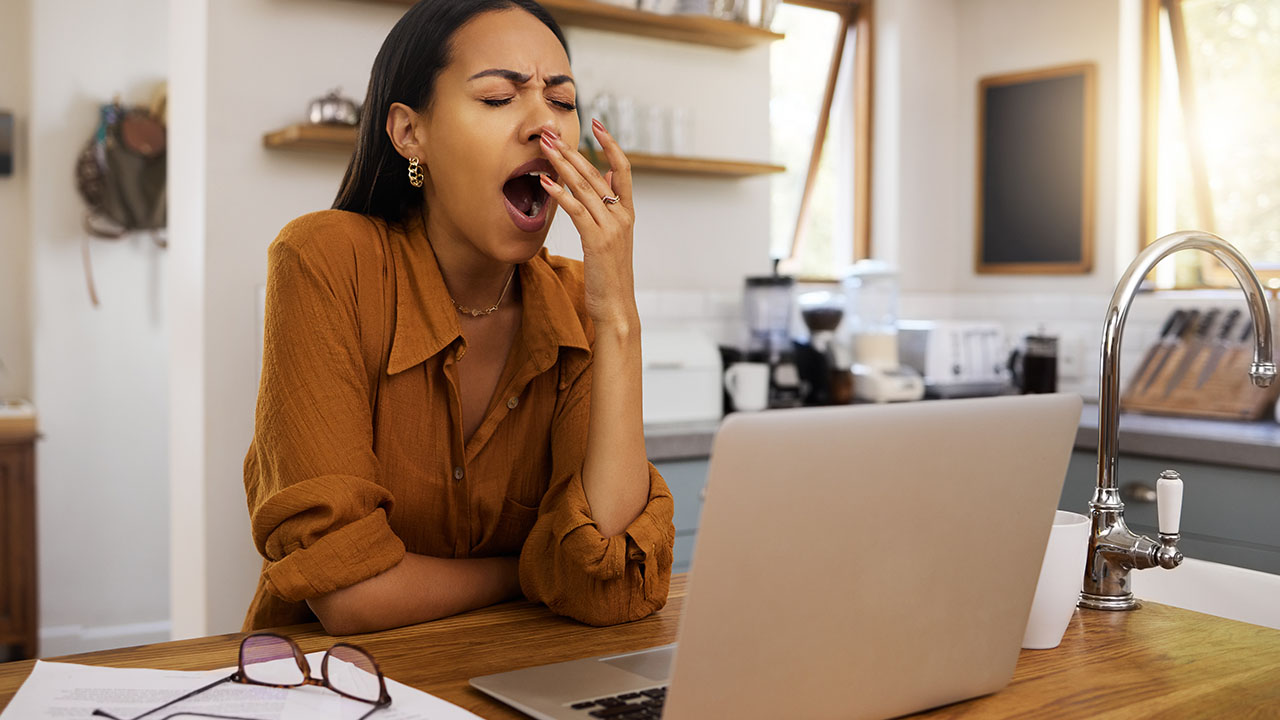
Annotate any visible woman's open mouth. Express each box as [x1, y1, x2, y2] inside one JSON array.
[[502, 160, 556, 233]]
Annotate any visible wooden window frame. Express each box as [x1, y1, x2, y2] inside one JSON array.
[[782, 0, 874, 280], [1140, 0, 1280, 288]]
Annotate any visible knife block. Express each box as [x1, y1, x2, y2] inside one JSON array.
[[1122, 341, 1280, 420]]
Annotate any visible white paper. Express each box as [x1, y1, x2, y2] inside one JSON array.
[[2, 652, 483, 720]]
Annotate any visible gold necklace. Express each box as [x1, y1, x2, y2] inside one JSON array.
[[452, 267, 516, 317]]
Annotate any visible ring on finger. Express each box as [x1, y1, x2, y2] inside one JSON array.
[[602, 194, 620, 205]]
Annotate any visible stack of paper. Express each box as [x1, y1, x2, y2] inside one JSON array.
[[1, 651, 483, 720]]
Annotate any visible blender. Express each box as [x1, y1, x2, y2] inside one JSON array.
[[743, 274, 802, 408], [839, 261, 925, 403]]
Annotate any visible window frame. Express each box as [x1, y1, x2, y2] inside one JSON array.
[[1139, 0, 1280, 288], [779, 0, 874, 281]]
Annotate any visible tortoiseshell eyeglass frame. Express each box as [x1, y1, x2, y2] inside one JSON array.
[[91, 632, 392, 720]]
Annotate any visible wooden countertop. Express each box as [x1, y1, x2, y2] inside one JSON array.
[[2, 574, 1278, 717]]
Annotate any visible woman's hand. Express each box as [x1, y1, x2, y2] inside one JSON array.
[[538, 120, 637, 328]]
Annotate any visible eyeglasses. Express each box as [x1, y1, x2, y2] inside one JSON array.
[[92, 632, 392, 720]]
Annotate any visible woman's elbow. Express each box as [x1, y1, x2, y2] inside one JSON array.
[[307, 593, 381, 636]]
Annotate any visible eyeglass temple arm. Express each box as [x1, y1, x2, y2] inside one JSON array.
[[91, 674, 234, 720]]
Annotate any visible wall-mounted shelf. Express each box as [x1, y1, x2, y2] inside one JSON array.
[[360, 0, 783, 49], [262, 124, 358, 152], [263, 124, 784, 178]]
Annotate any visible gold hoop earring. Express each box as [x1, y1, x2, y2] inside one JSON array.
[[408, 157, 424, 188]]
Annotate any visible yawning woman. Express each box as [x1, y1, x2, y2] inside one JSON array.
[[241, 0, 673, 635]]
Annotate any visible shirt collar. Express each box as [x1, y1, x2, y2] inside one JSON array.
[[386, 217, 590, 376]]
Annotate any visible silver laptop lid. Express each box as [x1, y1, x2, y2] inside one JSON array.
[[663, 394, 1082, 720]]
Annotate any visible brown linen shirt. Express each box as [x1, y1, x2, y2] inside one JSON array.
[[242, 210, 674, 631]]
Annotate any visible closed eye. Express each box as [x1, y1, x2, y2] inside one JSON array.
[[481, 98, 577, 111]]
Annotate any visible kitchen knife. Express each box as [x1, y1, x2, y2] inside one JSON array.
[[1238, 318, 1254, 344], [1162, 308, 1219, 397], [1193, 308, 1242, 389], [1130, 309, 1182, 392], [1139, 309, 1193, 393]]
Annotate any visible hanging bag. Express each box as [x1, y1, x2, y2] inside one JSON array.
[[73, 92, 168, 306]]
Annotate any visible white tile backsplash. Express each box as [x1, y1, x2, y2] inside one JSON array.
[[639, 285, 1272, 403]]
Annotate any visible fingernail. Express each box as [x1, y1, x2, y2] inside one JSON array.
[[540, 133, 557, 150], [542, 128, 560, 141], [592, 118, 606, 132]]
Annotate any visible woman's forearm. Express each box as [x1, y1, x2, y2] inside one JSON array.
[[306, 552, 520, 635], [581, 312, 650, 538]]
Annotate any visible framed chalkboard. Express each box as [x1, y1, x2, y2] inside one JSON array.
[[976, 63, 1095, 274]]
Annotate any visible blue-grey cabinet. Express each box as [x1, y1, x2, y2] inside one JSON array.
[[654, 459, 711, 574], [1061, 450, 1280, 575]]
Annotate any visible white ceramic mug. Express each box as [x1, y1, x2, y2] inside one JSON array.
[[724, 362, 769, 412], [1022, 510, 1091, 649]]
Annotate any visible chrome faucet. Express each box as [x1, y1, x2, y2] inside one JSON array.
[[1080, 231, 1277, 611]]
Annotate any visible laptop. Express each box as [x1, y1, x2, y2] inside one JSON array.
[[471, 393, 1083, 720]]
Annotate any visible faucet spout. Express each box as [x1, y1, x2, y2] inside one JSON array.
[[1082, 231, 1274, 611], [1095, 231, 1274, 493]]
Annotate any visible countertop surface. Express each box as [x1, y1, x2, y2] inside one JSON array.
[[647, 401, 1280, 470], [2, 574, 1278, 717]]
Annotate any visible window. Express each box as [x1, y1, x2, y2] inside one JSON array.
[[769, 0, 872, 279], [1142, 0, 1280, 288]]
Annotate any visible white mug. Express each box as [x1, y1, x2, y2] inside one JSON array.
[[1022, 510, 1091, 649], [724, 362, 769, 412]]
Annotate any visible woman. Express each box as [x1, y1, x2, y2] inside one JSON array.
[[242, 0, 673, 635]]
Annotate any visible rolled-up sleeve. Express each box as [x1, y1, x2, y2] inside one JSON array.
[[518, 355, 675, 626], [244, 231, 405, 605]]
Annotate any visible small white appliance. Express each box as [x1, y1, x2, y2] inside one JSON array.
[[840, 261, 925, 403], [640, 327, 723, 426], [899, 321, 1011, 398]]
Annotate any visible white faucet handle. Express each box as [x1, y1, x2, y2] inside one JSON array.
[[1157, 470, 1183, 535]]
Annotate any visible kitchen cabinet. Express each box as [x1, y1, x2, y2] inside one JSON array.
[[654, 458, 710, 574], [657, 444, 1280, 579], [0, 433, 37, 660], [1061, 450, 1280, 574]]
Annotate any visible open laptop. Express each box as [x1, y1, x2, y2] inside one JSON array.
[[471, 393, 1083, 720]]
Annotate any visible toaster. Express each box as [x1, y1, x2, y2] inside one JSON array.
[[898, 321, 1011, 398]]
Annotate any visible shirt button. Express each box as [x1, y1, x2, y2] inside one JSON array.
[[507, 396, 519, 409], [453, 466, 464, 481]]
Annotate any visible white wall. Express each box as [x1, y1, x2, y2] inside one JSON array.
[[874, 0, 1128, 298], [871, 0, 1209, 397], [0, 0, 32, 401], [27, 0, 171, 655], [168, 0, 773, 637]]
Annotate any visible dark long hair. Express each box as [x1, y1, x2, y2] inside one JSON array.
[[333, 0, 569, 224]]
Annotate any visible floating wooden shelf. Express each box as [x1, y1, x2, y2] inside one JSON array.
[[610, 151, 784, 177], [262, 123, 359, 152], [360, 0, 783, 49], [263, 124, 784, 177]]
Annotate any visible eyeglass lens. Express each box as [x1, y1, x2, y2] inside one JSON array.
[[325, 645, 383, 703], [240, 635, 306, 686]]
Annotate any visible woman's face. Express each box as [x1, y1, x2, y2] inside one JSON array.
[[418, 9, 580, 266]]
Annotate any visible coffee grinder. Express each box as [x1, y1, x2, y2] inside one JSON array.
[[796, 290, 854, 405], [839, 261, 925, 403], [743, 274, 803, 408]]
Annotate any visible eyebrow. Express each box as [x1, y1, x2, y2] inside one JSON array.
[[467, 68, 575, 89]]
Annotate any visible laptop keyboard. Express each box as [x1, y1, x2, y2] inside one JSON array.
[[569, 686, 667, 718]]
